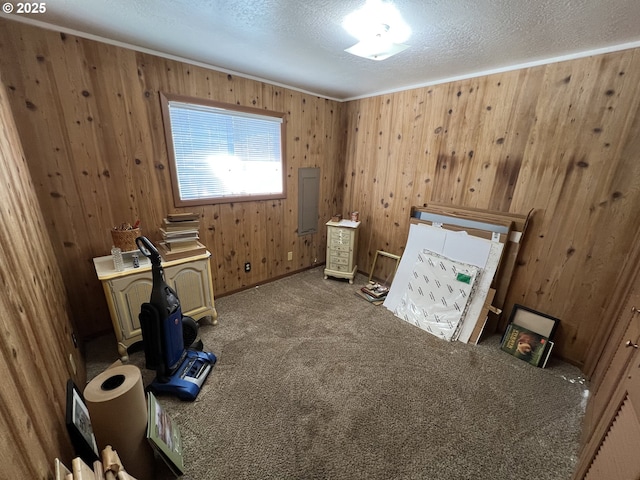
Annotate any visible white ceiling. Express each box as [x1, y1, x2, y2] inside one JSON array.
[[4, 0, 640, 101]]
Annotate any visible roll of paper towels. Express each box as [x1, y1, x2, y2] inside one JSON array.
[[84, 365, 154, 480]]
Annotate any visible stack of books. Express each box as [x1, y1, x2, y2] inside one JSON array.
[[356, 281, 390, 306], [158, 213, 207, 260]]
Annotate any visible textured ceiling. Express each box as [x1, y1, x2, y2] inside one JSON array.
[[3, 0, 640, 100]]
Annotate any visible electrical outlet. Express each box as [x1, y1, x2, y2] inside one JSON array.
[[244, 262, 251, 272], [287, 251, 293, 261]]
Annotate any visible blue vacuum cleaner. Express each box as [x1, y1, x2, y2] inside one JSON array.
[[136, 236, 216, 401]]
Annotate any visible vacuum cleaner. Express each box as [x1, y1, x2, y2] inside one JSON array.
[[136, 236, 216, 401]]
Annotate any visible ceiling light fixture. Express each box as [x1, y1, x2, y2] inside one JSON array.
[[343, 0, 411, 61]]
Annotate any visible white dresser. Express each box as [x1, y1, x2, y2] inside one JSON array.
[[93, 250, 217, 361], [323, 219, 360, 284]]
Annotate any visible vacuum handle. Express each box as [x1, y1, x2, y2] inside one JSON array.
[[136, 236, 161, 265]]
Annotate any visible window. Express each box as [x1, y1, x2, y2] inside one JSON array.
[[160, 92, 286, 206]]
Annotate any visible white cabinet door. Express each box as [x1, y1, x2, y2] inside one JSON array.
[[164, 258, 212, 319], [109, 272, 153, 340]]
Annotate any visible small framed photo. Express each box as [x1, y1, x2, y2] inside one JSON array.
[[65, 379, 99, 464], [508, 304, 559, 339]]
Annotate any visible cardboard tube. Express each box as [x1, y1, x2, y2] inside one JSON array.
[[84, 365, 154, 480]]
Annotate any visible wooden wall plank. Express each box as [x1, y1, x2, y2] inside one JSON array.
[[0, 72, 81, 478]]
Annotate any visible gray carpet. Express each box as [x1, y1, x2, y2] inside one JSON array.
[[86, 266, 588, 480]]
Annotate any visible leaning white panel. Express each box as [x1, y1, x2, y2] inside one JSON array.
[[455, 240, 504, 343], [384, 224, 447, 312], [394, 250, 478, 341]]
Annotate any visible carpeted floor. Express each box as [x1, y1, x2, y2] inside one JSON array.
[[86, 266, 588, 480]]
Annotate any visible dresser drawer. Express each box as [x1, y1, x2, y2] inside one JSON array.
[[330, 229, 352, 242], [328, 262, 349, 272], [330, 255, 349, 266]]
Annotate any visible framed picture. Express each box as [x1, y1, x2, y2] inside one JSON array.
[[508, 304, 559, 339], [146, 392, 184, 476], [65, 379, 99, 465]]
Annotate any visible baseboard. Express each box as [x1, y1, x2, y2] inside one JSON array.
[[215, 263, 326, 299]]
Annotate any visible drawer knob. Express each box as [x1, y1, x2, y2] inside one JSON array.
[[626, 340, 639, 349]]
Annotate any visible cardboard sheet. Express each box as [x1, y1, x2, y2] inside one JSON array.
[[454, 240, 504, 343], [384, 224, 446, 311], [442, 229, 492, 268]]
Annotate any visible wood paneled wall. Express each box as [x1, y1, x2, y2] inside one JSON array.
[[0, 19, 346, 339], [1, 18, 639, 367], [0, 74, 82, 478], [343, 49, 640, 366]]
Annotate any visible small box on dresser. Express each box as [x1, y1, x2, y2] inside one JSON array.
[[323, 219, 360, 284]]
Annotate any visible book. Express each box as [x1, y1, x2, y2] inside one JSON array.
[[159, 227, 200, 239], [167, 212, 199, 222], [355, 289, 385, 306], [158, 241, 207, 260], [163, 218, 200, 231], [361, 282, 389, 299], [146, 392, 184, 476], [501, 323, 551, 367], [165, 239, 201, 251]]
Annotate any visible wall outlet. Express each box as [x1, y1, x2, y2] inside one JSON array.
[[244, 262, 251, 272], [287, 251, 293, 261]]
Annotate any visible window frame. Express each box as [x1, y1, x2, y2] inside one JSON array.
[[159, 92, 287, 207]]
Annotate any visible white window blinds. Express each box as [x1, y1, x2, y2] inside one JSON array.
[[166, 100, 284, 203]]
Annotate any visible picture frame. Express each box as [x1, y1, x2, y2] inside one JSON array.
[[508, 304, 559, 339], [147, 392, 184, 476], [65, 379, 99, 465], [368, 249, 401, 284]]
